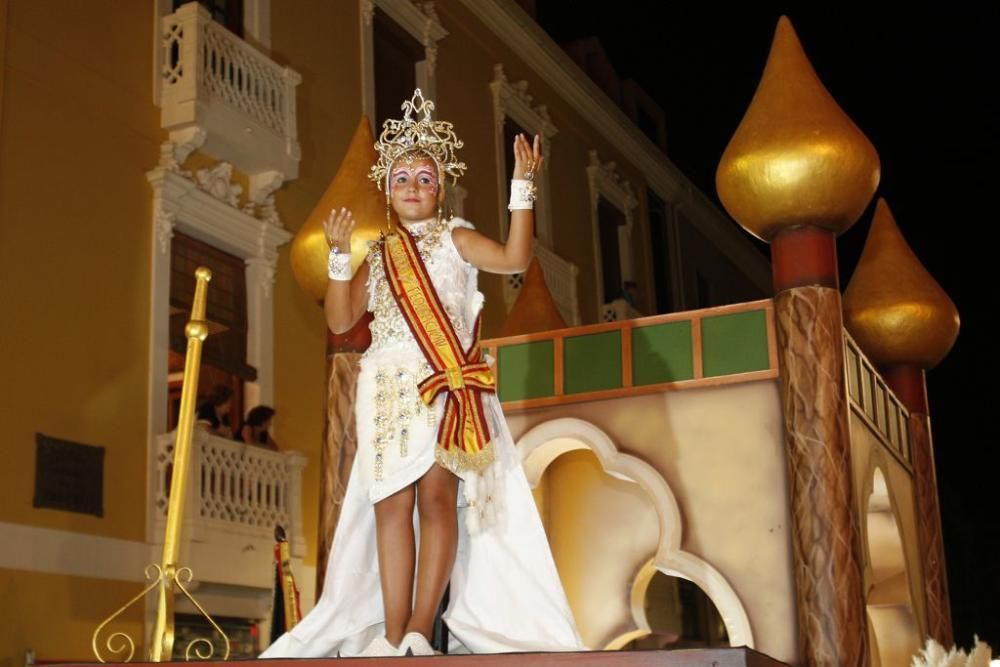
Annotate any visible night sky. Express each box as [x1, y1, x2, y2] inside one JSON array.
[[537, 1, 999, 649]]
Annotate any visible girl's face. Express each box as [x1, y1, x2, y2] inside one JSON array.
[[389, 154, 441, 223]]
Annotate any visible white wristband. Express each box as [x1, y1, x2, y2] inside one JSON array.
[[327, 247, 352, 281], [508, 179, 536, 210]]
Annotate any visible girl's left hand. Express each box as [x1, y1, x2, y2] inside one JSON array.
[[512, 133, 543, 181]]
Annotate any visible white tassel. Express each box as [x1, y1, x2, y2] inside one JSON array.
[[465, 504, 482, 535], [487, 460, 504, 527], [911, 636, 994, 667], [461, 457, 509, 536], [463, 475, 482, 535]]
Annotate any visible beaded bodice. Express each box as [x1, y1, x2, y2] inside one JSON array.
[[363, 218, 479, 357]]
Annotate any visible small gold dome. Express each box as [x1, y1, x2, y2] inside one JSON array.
[[717, 16, 880, 241], [499, 258, 567, 337], [291, 117, 386, 302], [844, 199, 959, 368]]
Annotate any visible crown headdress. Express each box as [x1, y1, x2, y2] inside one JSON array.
[[369, 89, 466, 191]]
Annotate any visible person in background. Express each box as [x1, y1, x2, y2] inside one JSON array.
[[238, 405, 278, 450], [196, 384, 234, 438]]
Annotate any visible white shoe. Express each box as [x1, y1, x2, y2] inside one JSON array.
[[397, 632, 438, 656], [357, 635, 398, 657]]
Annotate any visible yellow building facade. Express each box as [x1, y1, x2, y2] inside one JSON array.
[[0, 0, 769, 662]]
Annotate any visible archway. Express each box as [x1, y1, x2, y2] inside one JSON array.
[[517, 418, 753, 650], [866, 468, 921, 667]]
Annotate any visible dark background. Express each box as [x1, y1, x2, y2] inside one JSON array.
[[537, 1, 999, 649]]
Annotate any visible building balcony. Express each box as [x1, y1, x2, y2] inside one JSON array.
[[159, 2, 301, 180], [152, 429, 307, 559]]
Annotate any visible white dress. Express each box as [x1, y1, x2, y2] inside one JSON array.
[[260, 218, 583, 657]]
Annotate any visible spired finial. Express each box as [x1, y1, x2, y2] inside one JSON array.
[[717, 16, 880, 241], [844, 199, 959, 368]]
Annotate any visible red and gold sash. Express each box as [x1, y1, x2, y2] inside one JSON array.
[[381, 224, 496, 473]]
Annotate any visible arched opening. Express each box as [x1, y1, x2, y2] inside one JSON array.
[[533, 448, 658, 649], [617, 568, 729, 650], [518, 418, 753, 651], [866, 468, 921, 667]]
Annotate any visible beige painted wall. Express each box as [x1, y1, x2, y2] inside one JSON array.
[[505, 380, 800, 664]]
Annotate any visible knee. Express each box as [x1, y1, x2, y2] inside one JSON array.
[[417, 484, 456, 520], [375, 487, 415, 524]]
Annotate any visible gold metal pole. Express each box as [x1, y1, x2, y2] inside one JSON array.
[[276, 528, 302, 630], [150, 266, 211, 661], [93, 267, 228, 662]]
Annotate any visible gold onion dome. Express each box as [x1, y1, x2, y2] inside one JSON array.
[[499, 258, 567, 337], [716, 16, 881, 241], [291, 117, 386, 302], [844, 199, 959, 369]]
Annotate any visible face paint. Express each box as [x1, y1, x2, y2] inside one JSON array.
[[391, 163, 439, 194], [389, 155, 442, 223]]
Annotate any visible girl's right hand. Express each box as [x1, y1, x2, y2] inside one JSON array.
[[324, 207, 355, 251]]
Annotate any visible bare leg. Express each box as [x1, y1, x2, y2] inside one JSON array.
[[374, 484, 416, 646], [406, 463, 460, 639]]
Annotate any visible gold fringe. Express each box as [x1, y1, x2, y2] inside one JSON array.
[[435, 439, 495, 474]]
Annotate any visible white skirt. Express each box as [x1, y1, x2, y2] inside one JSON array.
[[259, 344, 583, 657]]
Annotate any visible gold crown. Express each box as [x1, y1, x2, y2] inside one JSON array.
[[369, 89, 466, 191]]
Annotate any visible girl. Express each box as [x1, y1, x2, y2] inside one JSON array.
[[261, 90, 581, 657]]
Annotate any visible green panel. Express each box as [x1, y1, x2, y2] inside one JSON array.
[[632, 320, 694, 386], [701, 309, 770, 377], [564, 331, 622, 394], [497, 340, 554, 401]]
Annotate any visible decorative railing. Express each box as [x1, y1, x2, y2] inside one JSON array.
[[535, 242, 580, 325], [159, 2, 301, 175], [154, 429, 307, 553], [843, 331, 913, 470], [483, 299, 777, 410]]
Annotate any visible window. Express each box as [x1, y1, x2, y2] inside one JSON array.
[[598, 198, 626, 302], [587, 150, 638, 313], [169, 233, 256, 430], [647, 191, 676, 313], [373, 11, 424, 131], [360, 1, 446, 132], [174, 0, 243, 36], [490, 65, 557, 246]]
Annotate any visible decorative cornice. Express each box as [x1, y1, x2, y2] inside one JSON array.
[[588, 150, 638, 211], [196, 162, 243, 208], [158, 127, 207, 174], [491, 64, 557, 135], [377, 0, 447, 45], [147, 167, 292, 260]]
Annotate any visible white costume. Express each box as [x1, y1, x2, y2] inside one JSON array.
[[259, 217, 583, 657]]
